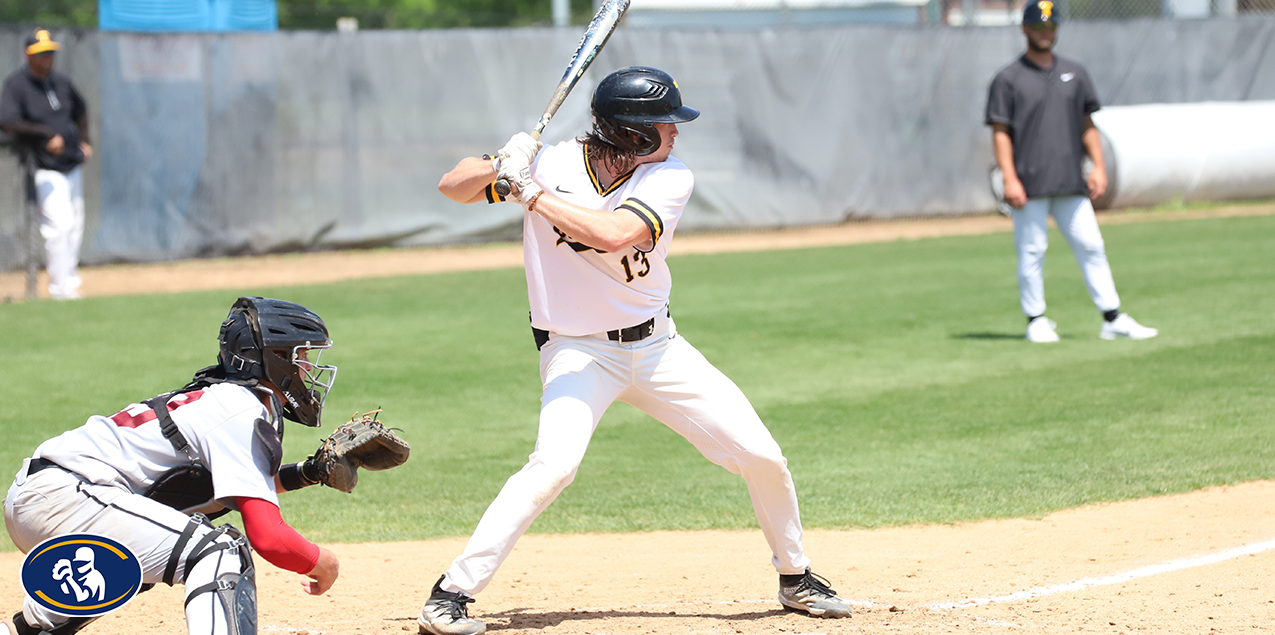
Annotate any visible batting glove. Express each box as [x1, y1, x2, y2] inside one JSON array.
[[497, 132, 542, 169], [497, 160, 543, 205]]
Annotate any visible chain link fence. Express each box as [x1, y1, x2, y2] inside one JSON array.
[[623, 0, 1275, 27], [940, 0, 1275, 26], [0, 144, 23, 269], [4, 0, 1274, 29], [0, 140, 37, 299]]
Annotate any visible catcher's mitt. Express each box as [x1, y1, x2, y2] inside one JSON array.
[[302, 410, 410, 493]]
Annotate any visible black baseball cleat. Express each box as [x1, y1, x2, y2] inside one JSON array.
[[418, 576, 486, 635], [778, 569, 853, 618]]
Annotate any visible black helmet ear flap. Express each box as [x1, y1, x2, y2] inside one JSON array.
[[218, 309, 264, 380], [592, 117, 660, 156]]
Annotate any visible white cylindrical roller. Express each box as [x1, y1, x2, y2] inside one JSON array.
[[1093, 101, 1275, 209]]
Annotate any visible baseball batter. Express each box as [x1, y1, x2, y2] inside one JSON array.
[[3, 298, 344, 635], [986, 1, 1157, 343], [417, 66, 852, 635]]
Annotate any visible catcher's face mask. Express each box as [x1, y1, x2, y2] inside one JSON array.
[[293, 342, 337, 413]]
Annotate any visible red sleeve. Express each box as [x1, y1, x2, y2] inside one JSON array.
[[237, 497, 320, 575]]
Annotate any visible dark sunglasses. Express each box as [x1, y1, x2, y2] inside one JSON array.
[[1028, 22, 1058, 31]]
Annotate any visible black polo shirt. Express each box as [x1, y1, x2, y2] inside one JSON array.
[[985, 54, 1100, 199], [0, 66, 88, 173]]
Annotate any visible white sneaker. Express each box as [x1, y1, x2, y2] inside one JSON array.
[[779, 569, 853, 618], [1026, 317, 1060, 343], [1100, 313, 1158, 340], [419, 577, 486, 635]]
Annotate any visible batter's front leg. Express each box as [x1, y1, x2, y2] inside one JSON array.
[[624, 335, 811, 575], [442, 341, 624, 597]]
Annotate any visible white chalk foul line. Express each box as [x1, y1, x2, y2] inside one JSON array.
[[930, 536, 1275, 610]]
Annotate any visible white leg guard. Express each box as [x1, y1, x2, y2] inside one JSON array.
[[179, 519, 256, 635]]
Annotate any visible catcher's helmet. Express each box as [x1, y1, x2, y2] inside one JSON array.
[[218, 297, 337, 427], [591, 66, 699, 157]]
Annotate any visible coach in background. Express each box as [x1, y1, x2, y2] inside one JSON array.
[[985, 2, 1157, 343], [0, 29, 91, 300]]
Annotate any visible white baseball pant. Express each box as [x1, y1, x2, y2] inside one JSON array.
[[1012, 195, 1121, 318], [441, 313, 811, 596], [4, 461, 245, 635], [34, 166, 85, 299]]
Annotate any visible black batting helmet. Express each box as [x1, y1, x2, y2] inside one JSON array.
[[591, 66, 699, 157], [219, 297, 337, 427]]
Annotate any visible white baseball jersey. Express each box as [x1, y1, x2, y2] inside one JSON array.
[[32, 382, 280, 509], [506, 139, 693, 336]]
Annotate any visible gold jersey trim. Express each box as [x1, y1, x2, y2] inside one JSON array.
[[618, 197, 663, 249], [582, 142, 635, 196]]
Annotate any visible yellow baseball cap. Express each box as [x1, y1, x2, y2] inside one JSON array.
[[25, 29, 61, 55], [1023, 0, 1060, 24]]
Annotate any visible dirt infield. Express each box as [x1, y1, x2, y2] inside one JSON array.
[[3, 204, 1274, 633], [2, 481, 1273, 634]]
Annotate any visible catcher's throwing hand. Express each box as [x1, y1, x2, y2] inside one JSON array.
[[302, 547, 340, 595], [301, 410, 410, 493]]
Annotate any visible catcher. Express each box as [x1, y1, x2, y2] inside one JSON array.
[[2, 296, 409, 635]]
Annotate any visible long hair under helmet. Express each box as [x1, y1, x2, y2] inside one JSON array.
[[217, 297, 337, 427], [590, 66, 700, 157]]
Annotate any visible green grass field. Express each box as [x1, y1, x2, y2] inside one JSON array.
[[2, 213, 1273, 550]]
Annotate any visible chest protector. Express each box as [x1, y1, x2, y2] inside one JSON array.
[[141, 367, 284, 519]]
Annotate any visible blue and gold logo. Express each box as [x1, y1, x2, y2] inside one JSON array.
[[21, 534, 142, 617]]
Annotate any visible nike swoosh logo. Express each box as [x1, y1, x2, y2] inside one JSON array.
[[1060, 72, 1075, 82], [555, 185, 573, 194]]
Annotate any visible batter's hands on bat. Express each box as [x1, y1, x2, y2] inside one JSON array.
[[497, 132, 542, 170], [302, 546, 339, 596], [497, 158, 543, 205], [1002, 175, 1028, 209]]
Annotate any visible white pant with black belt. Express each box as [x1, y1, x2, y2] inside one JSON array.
[[440, 312, 812, 596], [4, 462, 246, 635], [1013, 195, 1121, 318], [35, 166, 85, 299]]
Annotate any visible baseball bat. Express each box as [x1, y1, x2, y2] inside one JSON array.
[[494, 0, 630, 197]]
